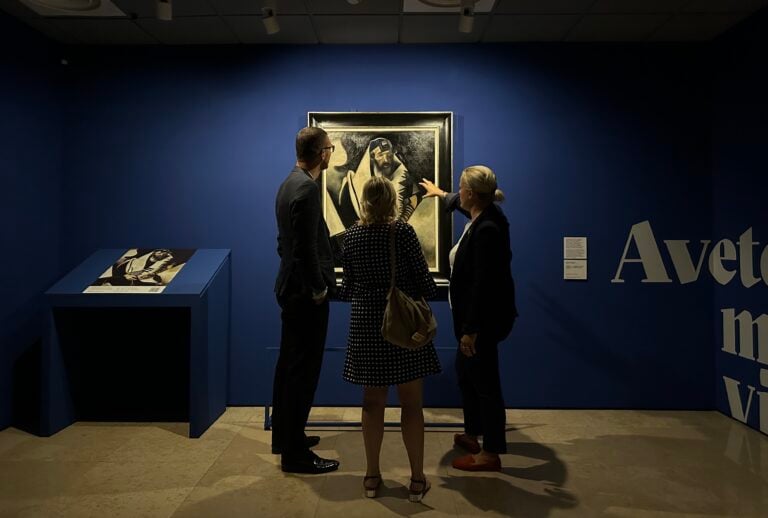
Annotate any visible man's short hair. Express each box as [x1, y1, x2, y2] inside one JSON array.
[[296, 127, 328, 162]]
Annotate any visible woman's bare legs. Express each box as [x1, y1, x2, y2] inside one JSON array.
[[362, 386, 388, 482], [397, 378, 426, 484]]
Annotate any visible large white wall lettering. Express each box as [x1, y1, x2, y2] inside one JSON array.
[[613, 220, 767, 432]]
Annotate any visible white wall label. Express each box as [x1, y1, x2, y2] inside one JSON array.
[[564, 259, 587, 280], [564, 237, 588, 259]]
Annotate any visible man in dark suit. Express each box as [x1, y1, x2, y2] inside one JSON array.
[[272, 127, 339, 474]]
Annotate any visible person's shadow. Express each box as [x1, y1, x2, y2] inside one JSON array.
[[169, 424, 578, 517], [438, 426, 578, 517]]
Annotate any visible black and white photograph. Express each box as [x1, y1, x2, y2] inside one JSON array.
[[83, 248, 196, 293]]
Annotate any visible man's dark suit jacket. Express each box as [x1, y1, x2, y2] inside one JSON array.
[[447, 193, 518, 342], [274, 166, 335, 301]]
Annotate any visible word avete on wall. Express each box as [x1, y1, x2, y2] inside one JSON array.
[[611, 220, 768, 286], [611, 220, 766, 434]]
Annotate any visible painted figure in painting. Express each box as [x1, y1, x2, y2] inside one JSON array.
[[323, 134, 436, 267], [338, 137, 423, 224]]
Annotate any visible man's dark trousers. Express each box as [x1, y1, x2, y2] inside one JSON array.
[[271, 295, 329, 460]]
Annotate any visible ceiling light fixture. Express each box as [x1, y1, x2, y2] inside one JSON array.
[[346, 0, 362, 5], [412, 1, 478, 33], [156, 0, 171, 21], [262, 7, 280, 35], [458, 0, 474, 34], [26, 0, 101, 10], [416, 0, 472, 7], [19, 0, 126, 17]]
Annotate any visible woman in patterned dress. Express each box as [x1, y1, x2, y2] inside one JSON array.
[[339, 176, 441, 502]]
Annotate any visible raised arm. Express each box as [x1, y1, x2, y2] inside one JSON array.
[[419, 178, 470, 219]]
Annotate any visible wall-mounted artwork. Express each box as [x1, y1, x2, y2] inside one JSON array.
[[309, 111, 453, 291], [84, 248, 196, 293]]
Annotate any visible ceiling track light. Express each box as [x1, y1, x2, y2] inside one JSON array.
[[156, 0, 171, 21], [413, 1, 477, 33], [262, 7, 280, 35], [416, 0, 470, 7], [458, 0, 475, 34], [27, 0, 102, 11]]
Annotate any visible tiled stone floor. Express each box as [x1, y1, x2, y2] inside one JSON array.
[[0, 408, 766, 517]]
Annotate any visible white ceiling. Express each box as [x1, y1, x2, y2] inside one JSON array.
[[1, 0, 766, 45]]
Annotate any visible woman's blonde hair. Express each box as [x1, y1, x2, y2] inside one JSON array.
[[359, 176, 397, 225], [460, 165, 505, 203]]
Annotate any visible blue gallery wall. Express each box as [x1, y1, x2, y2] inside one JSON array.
[[0, 13, 62, 430], [712, 9, 768, 435], [57, 43, 715, 410]]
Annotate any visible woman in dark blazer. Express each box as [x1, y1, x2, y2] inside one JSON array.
[[421, 165, 518, 471]]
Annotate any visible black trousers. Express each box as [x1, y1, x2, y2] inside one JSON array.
[[455, 336, 507, 454], [272, 295, 329, 461]]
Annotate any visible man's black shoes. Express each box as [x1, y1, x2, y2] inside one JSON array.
[[281, 453, 340, 474], [271, 435, 321, 455]]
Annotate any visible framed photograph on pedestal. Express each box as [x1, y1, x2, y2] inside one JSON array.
[[309, 111, 453, 295]]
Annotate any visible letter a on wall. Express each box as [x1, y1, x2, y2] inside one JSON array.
[[612, 221, 673, 283]]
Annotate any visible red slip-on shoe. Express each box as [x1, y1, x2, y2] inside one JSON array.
[[453, 433, 481, 454], [452, 454, 502, 472]]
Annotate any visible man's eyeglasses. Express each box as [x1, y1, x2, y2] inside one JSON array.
[[321, 145, 335, 153]]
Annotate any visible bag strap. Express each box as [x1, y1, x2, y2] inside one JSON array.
[[388, 220, 397, 289]]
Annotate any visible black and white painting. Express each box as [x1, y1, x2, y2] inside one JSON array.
[[309, 112, 453, 290]]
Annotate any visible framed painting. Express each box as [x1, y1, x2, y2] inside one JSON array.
[[309, 111, 453, 296]]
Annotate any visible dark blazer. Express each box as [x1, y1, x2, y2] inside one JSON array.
[[446, 193, 518, 342], [274, 166, 335, 300]]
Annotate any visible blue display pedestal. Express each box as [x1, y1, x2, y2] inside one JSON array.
[[42, 249, 231, 438]]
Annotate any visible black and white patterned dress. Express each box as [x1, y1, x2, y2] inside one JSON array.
[[339, 220, 442, 386]]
